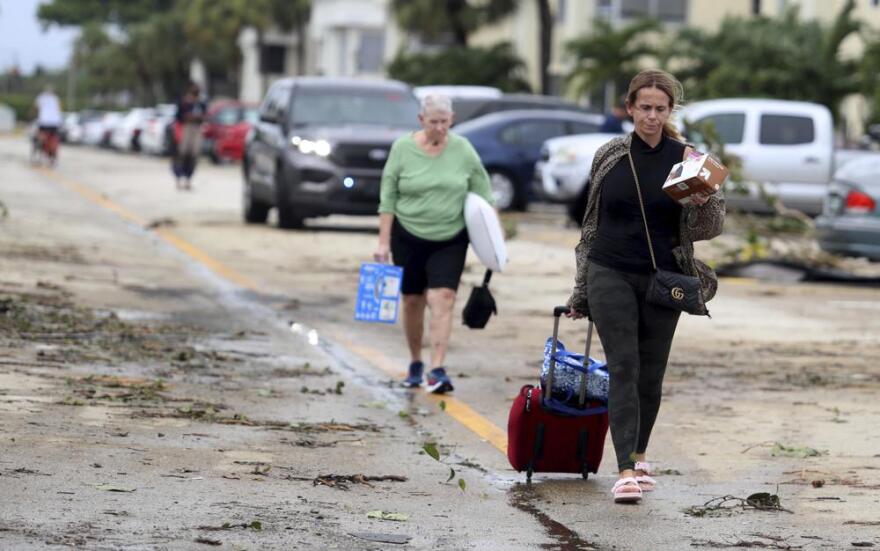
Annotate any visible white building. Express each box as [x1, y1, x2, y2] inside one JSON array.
[[238, 0, 402, 104], [0, 103, 15, 132]]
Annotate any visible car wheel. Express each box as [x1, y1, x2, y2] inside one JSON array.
[[490, 171, 517, 211], [243, 171, 270, 224], [275, 165, 305, 230], [567, 180, 590, 224]]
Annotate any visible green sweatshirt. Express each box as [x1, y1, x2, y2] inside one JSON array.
[[378, 132, 494, 241]]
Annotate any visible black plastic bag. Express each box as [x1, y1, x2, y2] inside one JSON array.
[[462, 270, 497, 329]]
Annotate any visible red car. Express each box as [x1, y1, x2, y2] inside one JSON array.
[[202, 100, 258, 163]]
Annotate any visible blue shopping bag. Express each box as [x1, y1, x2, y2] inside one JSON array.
[[541, 337, 609, 405], [354, 263, 403, 324]]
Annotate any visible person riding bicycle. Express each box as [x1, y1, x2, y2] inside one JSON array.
[[33, 85, 63, 162]]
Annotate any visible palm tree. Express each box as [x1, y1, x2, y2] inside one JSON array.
[[390, 0, 518, 47], [664, 1, 859, 121], [566, 17, 660, 110]]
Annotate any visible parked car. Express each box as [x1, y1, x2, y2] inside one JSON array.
[[454, 110, 605, 210], [60, 113, 80, 143], [110, 108, 155, 151], [202, 100, 257, 163], [414, 85, 502, 101], [140, 103, 177, 156], [534, 132, 627, 222], [81, 111, 121, 147], [678, 99, 835, 215], [816, 156, 880, 260], [243, 77, 419, 228], [452, 93, 597, 125], [536, 98, 838, 222]]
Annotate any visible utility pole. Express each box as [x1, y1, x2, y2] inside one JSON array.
[[66, 54, 76, 111]]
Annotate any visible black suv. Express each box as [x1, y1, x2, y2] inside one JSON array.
[[243, 77, 419, 228]]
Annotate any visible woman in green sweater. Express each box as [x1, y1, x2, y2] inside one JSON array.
[[374, 94, 495, 394]]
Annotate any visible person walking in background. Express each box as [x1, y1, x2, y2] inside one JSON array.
[[374, 94, 495, 394], [599, 98, 628, 134], [567, 70, 725, 503], [33, 84, 62, 164], [172, 82, 206, 190]]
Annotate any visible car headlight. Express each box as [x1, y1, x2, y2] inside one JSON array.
[[291, 136, 332, 157], [552, 147, 579, 165]]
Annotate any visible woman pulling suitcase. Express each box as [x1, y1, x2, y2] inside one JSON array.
[[566, 70, 725, 503]]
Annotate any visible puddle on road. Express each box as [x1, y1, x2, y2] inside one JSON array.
[[508, 484, 599, 551]]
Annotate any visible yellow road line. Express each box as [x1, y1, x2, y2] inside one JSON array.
[[37, 166, 510, 455], [333, 333, 508, 453]]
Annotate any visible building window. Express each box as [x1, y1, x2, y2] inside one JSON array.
[[555, 0, 567, 23], [596, 0, 613, 20], [616, 0, 688, 23], [260, 45, 286, 74], [357, 29, 385, 73], [873, 0, 879, 7], [621, 0, 650, 18], [752, 0, 761, 14], [656, 0, 686, 21]]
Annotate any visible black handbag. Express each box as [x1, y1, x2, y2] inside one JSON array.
[[627, 153, 708, 316], [462, 269, 497, 329]]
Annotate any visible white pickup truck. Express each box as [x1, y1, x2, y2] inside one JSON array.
[[535, 98, 842, 221]]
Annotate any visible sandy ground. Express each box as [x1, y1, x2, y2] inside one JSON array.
[[1, 136, 878, 550]]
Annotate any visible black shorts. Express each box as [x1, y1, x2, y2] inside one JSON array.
[[391, 219, 469, 295]]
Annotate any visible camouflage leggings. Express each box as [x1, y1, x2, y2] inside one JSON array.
[[587, 261, 681, 471]]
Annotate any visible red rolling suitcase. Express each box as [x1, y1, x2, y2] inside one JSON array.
[[507, 306, 609, 482]]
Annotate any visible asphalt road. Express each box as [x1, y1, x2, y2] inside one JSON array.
[[1, 137, 878, 550]]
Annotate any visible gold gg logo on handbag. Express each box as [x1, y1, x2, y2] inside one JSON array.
[[671, 287, 685, 301]]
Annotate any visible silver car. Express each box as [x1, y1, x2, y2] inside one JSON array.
[[816, 155, 880, 260]]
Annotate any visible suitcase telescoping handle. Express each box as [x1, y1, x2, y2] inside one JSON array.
[[549, 306, 594, 408]]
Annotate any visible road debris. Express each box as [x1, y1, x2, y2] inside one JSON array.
[[684, 493, 793, 517], [366, 511, 409, 522], [349, 532, 412, 545], [93, 483, 136, 492], [283, 474, 407, 490]]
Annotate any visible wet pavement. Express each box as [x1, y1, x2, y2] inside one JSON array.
[[1, 136, 879, 550]]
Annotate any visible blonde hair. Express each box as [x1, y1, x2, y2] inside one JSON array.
[[625, 69, 684, 141], [420, 93, 453, 115]]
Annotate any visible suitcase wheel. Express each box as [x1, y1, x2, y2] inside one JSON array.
[[526, 467, 533, 483]]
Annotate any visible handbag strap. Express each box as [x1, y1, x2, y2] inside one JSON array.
[[626, 152, 658, 272]]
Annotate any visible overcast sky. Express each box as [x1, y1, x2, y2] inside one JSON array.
[[0, 0, 78, 74]]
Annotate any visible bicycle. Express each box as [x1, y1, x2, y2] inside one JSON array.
[[30, 126, 59, 167]]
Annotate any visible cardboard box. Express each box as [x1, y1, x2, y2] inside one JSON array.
[[663, 152, 729, 205]]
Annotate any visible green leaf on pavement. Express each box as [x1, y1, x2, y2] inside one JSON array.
[[397, 410, 410, 418], [446, 468, 455, 482], [423, 442, 440, 461], [438, 400, 446, 411], [367, 510, 409, 522], [458, 478, 467, 491], [770, 442, 825, 458], [249, 520, 262, 531]]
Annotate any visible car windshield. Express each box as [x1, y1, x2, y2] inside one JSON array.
[[290, 88, 419, 128], [244, 108, 259, 124], [215, 107, 242, 125]]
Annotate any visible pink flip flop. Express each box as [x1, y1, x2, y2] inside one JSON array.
[[612, 477, 643, 503], [635, 461, 657, 491]]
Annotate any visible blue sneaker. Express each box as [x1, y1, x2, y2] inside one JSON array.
[[425, 367, 454, 394], [401, 361, 424, 388]]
